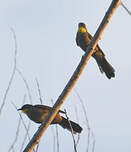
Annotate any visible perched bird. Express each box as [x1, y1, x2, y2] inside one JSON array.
[[76, 22, 115, 79], [18, 104, 82, 134]]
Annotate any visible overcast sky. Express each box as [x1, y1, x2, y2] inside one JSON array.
[[0, 0, 131, 152]]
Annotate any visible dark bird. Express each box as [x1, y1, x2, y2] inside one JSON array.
[[18, 104, 82, 134], [76, 22, 115, 79]]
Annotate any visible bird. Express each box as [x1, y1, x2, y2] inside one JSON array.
[[18, 104, 82, 134], [76, 22, 115, 79]]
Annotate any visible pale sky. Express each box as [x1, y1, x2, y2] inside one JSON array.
[[0, 0, 131, 152]]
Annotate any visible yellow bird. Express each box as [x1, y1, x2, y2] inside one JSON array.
[[76, 22, 115, 79], [18, 104, 82, 134]]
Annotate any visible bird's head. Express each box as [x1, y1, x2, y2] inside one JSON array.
[[78, 22, 87, 33], [17, 104, 32, 114]]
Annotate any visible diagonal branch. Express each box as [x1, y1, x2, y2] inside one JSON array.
[[121, 1, 131, 15], [23, 0, 121, 151]]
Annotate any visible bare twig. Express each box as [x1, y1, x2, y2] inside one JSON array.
[[35, 78, 43, 104], [20, 121, 31, 152], [64, 109, 77, 152], [74, 106, 80, 146], [15, 70, 33, 151], [0, 28, 18, 115], [34, 78, 44, 152], [35, 143, 40, 152], [51, 126, 56, 152], [23, 1, 121, 151], [11, 101, 31, 141], [74, 89, 96, 152], [9, 95, 26, 152], [51, 99, 59, 152], [55, 125, 59, 152], [74, 88, 91, 152], [16, 69, 33, 151], [121, 1, 131, 15], [19, 115, 31, 140], [16, 95, 32, 152], [91, 132, 96, 152], [8, 113, 22, 152], [16, 69, 32, 104]]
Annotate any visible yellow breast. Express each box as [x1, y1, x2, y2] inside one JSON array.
[[22, 109, 28, 114]]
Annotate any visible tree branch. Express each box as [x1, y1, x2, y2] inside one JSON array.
[[0, 28, 17, 115], [23, 0, 121, 151], [121, 1, 131, 15], [51, 99, 59, 152], [64, 109, 77, 152], [16, 69, 33, 104], [35, 78, 43, 104]]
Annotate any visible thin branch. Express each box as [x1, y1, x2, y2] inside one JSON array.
[[74, 106, 80, 146], [74, 88, 91, 152], [15, 70, 33, 151], [0, 28, 18, 115], [34, 78, 44, 152], [51, 126, 56, 152], [19, 115, 31, 140], [121, 1, 131, 15], [8, 95, 26, 152], [55, 125, 59, 152], [91, 132, 96, 152], [35, 78, 43, 104], [64, 109, 77, 152], [11, 101, 31, 141], [23, 1, 121, 151], [74, 89, 96, 152], [11, 147, 15, 152], [16, 68, 33, 104], [20, 121, 31, 152], [35, 143, 40, 152], [51, 99, 59, 152], [11, 101, 34, 151], [8, 114, 22, 152]]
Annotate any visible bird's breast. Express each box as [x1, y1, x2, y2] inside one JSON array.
[[76, 32, 90, 52]]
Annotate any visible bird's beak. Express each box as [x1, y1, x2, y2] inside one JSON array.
[[17, 108, 22, 111]]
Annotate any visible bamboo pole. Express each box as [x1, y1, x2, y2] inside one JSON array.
[[23, 0, 121, 151]]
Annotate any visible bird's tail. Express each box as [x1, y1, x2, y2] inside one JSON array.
[[95, 55, 115, 79], [59, 117, 82, 134]]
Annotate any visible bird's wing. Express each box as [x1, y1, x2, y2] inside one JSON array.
[[76, 32, 80, 46], [88, 32, 105, 56], [34, 105, 51, 111], [34, 105, 65, 114], [88, 32, 93, 40]]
